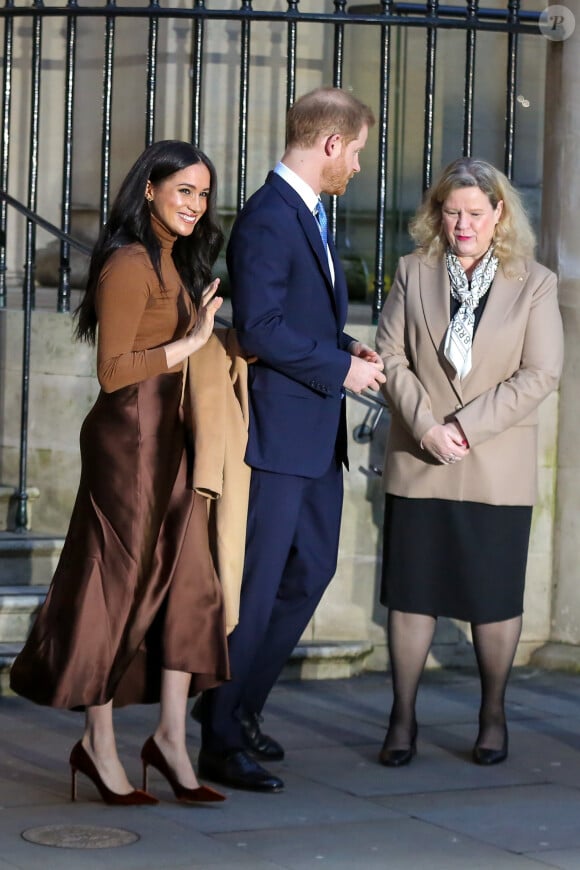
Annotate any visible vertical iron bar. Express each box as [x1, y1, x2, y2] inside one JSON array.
[[286, 0, 298, 112], [16, 0, 44, 530], [504, 0, 520, 179], [463, 0, 478, 157], [372, 0, 392, 324], [26, 6, 43, 312], [329, 0, 346, 241], [190, 0, 204, 146], [422, 0, 438, 191], [58, 0, 78, 313], [0, 0, 14, 308], [332, 0, 345, 88], [236, 0, 252, 213], [389, 26, 405, 284], [100, 3, 116, 225], [145, 0, 159, 147]]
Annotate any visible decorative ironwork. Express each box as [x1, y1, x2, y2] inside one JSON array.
[[0, 0, 543, 528]]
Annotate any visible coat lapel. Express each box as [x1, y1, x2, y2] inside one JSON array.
[[298, 209, 335, 285], [419, 256, 530, 403], [297, 207, 341, 318], [419, 256, 463, 401], [466, 260, 530, 381], [266, 172, 341, 321], [420, 255, 451, 349]]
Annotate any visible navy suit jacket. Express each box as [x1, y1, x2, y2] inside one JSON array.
[[227, 171, 354, 478]]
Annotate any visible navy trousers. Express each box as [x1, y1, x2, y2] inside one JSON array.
[[201, 457, 343, 752]]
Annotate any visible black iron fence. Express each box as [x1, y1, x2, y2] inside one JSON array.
[[0, 0, 544, 528]]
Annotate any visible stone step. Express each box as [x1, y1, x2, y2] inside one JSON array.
[[0, 532, 64, 586], [0, 585, 49, 643], [284, 640, 374, 680], [0, 638, 374, 698], [0, 486, 41, 532], [0, 642, 21, 696]]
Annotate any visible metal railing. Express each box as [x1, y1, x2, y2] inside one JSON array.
[[0, 193, 91, 531], [0, 0, 544, 529], [1, 1, 543, 318]]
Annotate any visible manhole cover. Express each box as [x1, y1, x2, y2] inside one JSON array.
[[22, 825, 139, 849]]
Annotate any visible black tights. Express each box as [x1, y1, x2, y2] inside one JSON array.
[[384, 609, 522, 751], [472, 616, 522, 748]]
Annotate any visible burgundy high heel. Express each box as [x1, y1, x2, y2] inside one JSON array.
[[69, 741, 158, 805], [141, 736, 226, 803]]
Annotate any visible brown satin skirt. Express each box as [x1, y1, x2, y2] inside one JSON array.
[[10, 372, 229, 710]]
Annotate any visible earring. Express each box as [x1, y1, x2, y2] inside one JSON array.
[[146, 195, 153, 202]]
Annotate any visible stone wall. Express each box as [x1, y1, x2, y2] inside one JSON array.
[[534, 1, 580, 666]]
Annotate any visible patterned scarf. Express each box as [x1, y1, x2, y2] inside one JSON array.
[[443, 246, 498, 379]]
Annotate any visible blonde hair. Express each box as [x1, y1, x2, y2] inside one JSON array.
[[409, 157, 536, 267], [286, 87, 375, 149]]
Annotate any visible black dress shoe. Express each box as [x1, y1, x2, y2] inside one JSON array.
[[192, 698, 285, 762], [378, 736, 417, 767], [378, 723, 418, 768], [240, 712, 285, 761], [198, 748, 284, 793], [472, 729, 508, 766]]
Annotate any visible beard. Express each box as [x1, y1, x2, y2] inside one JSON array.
[[321, 158, 352, 197]]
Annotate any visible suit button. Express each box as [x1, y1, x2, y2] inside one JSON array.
[[455, 403, 462, 410]]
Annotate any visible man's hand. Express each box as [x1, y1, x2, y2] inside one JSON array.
[[349, 340, 384, 368], [343, 356, 386, 393]]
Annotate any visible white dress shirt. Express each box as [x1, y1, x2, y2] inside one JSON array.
[[274, 162, 335, 284]]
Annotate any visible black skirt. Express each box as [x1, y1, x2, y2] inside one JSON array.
[[381, 494, 532, 624]]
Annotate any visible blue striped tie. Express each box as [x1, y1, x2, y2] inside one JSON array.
[[314, 199, 328, 249]]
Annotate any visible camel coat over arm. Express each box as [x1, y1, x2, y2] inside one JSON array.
[[186, 328, 250, 634], [375, 252, 564, 507]]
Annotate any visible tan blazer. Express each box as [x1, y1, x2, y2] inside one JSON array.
[[375, 252, 564, 506], [186, 328, 250, 633]]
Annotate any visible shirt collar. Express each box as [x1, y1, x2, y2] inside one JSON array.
[[274, 162, 319, 214]]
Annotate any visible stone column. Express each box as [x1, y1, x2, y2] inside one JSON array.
[[534, 0, 580, 667]]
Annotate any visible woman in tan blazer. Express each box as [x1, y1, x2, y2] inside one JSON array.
[[375, 157, 563, 768]]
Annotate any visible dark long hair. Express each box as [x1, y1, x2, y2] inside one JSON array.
[[75, 140, 224, 344]]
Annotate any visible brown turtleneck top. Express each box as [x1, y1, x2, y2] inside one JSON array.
[[95, 214, 194, 393]]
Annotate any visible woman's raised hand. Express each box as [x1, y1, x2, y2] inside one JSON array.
[[188, 278, 223, 352], [162, 279, 223, 369]]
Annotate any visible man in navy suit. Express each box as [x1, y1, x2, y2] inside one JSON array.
[[197, 87, 385, 792]]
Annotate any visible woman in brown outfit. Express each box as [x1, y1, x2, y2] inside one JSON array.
[[10, 140, 229, 805]]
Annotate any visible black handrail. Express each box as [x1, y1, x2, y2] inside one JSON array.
[[0, 192, 91, 531], [0, 3, 542, 32], [0, 191, 92, 256]]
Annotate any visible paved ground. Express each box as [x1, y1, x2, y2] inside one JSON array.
[[2, 667, 580, 869]]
